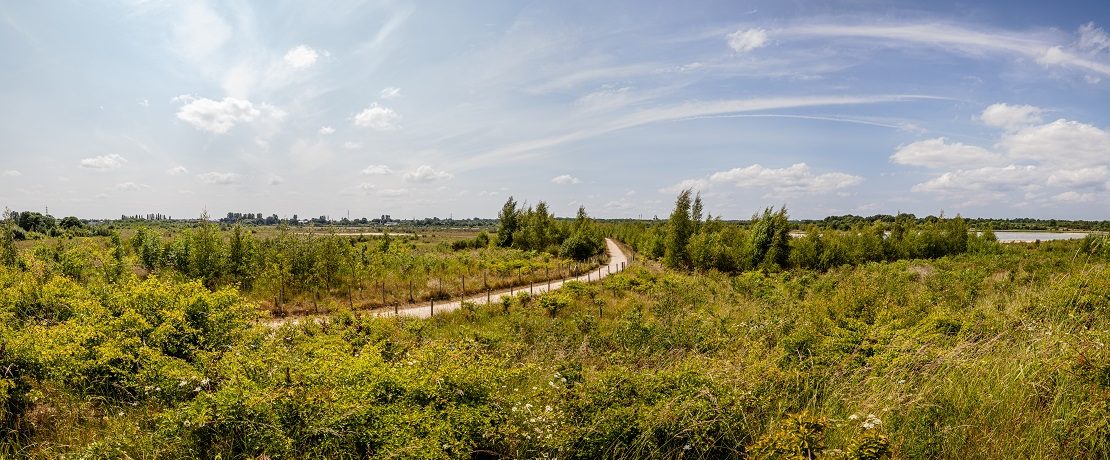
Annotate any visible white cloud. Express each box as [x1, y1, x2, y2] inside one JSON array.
[[80, 154, 127, 171], [551, 174, 580, 185], [138, 99, 150, 108], [268, 174, 284, 186], [342, 141, 363, 150], [174, 95, 286, 133], [980, 103, 1043, 130], [403, 165, 452, 182], [378, 188, 407, 197], [173, 3, 231, 61], [914, 164, 1037, 191], [166, 165, 189, 176], [778, 22, 1110, 77], [999, 119, 1110, 168], [664, 163, 860, 196], [708, 163, 862, 194], [1079, 22, 1110, 54], [899, 104, 1110, 206], [891, 138, 1002, 168], [659, 178, 710, 194], [379, 86, 402, 99], [727, 28, 768, 53], [462, 94, 938, 169], [1, 170, 20, 177], [284, 45, 319, 69], [114, 182, 147, 191], [1053, 191, 1098, 203], [354, 103, 400, 130], [1046, 167, 1109, 188], [318, 126, 335, 135], [361, 164, 393, 175], [358, 183, 375, 192], [196, 171, 240, 185], [605, 197, 634, 210], [574, 86, 637, 112]]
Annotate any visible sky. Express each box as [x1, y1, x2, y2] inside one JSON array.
[[1, 0, 1109, 220]]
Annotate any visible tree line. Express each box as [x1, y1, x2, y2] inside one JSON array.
[[608, 189, 999, 272], [495, 197, 606, 261]]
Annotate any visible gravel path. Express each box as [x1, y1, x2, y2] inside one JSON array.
[[265, 238, 630, 326]]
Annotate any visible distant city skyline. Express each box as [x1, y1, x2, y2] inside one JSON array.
[[2, 0, 1109, 219]]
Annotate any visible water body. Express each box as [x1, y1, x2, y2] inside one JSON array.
[[992, 231, 1088, 243]]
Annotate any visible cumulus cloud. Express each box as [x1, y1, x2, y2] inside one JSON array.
[[980, 103, 1043, 130], [361, 165, 393, 175], [196, 171, 240, 185], [898, 104, 1110, 206], [551, 174, 580, 185], [166, 165, 189, 176], [659, 178, 711, 194], [999, 119, 1110, 168], [1, 170, 21, 177], [708, 163, 862, 194], [911, 165, 1040, 195], [403, 165, 452, 182], [268, 174, 284, 185], [891, 138, 1002, 168], [318, 126, 335, 135], [379, 87, 402, 99], [1053, 191, 1098, 203], [728, 28, 768, 52], [1046, 166, 1109, 188], [354, 103, 400, 130], [664, 163, 861, 196], [174, 95, 285, 133], [80, 154, 127, 171], [284, 45, 319, 69]]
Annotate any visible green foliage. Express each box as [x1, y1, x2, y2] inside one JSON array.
[[3, 226, 1110, 458], [749, 411, 828, 459], [663, 189, 693, 269], [749, 206, 791, 271]]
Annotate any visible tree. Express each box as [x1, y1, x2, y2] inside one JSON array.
[[691, 192, 704, 234], [496, 196, 520, 248], [228, 225, 259, 290], [749, 206, 790, 271], [1, 210, 18, 268], [59, 216, 84, 229], [663, 189, 693, 269]]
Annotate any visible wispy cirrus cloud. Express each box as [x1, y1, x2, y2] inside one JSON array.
[[459, 94, 943, 169], [769, 21, 1110, 77]]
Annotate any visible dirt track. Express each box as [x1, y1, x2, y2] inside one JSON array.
[[265, 238, 630, 326]]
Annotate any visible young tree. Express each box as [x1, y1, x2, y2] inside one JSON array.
[[691, 192, 704, 234], [663, 189, 693, 269], [1, 210, 18, 268], [748, 206, 791, 271], [496, 196, 519, 248]]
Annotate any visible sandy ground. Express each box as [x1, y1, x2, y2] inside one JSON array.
[[265, 238, 630, 326]]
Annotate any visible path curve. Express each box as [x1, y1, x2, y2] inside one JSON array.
[[266, 238, 629, 326]]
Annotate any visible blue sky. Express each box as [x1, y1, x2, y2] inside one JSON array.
[[1, 0, 1109, 220]]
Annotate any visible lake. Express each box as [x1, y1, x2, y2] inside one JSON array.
[[992, 231, 1089, 243]]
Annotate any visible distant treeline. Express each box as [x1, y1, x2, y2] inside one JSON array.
[[606, 189, 1003, 272], [794, 214, 1110, 231]]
